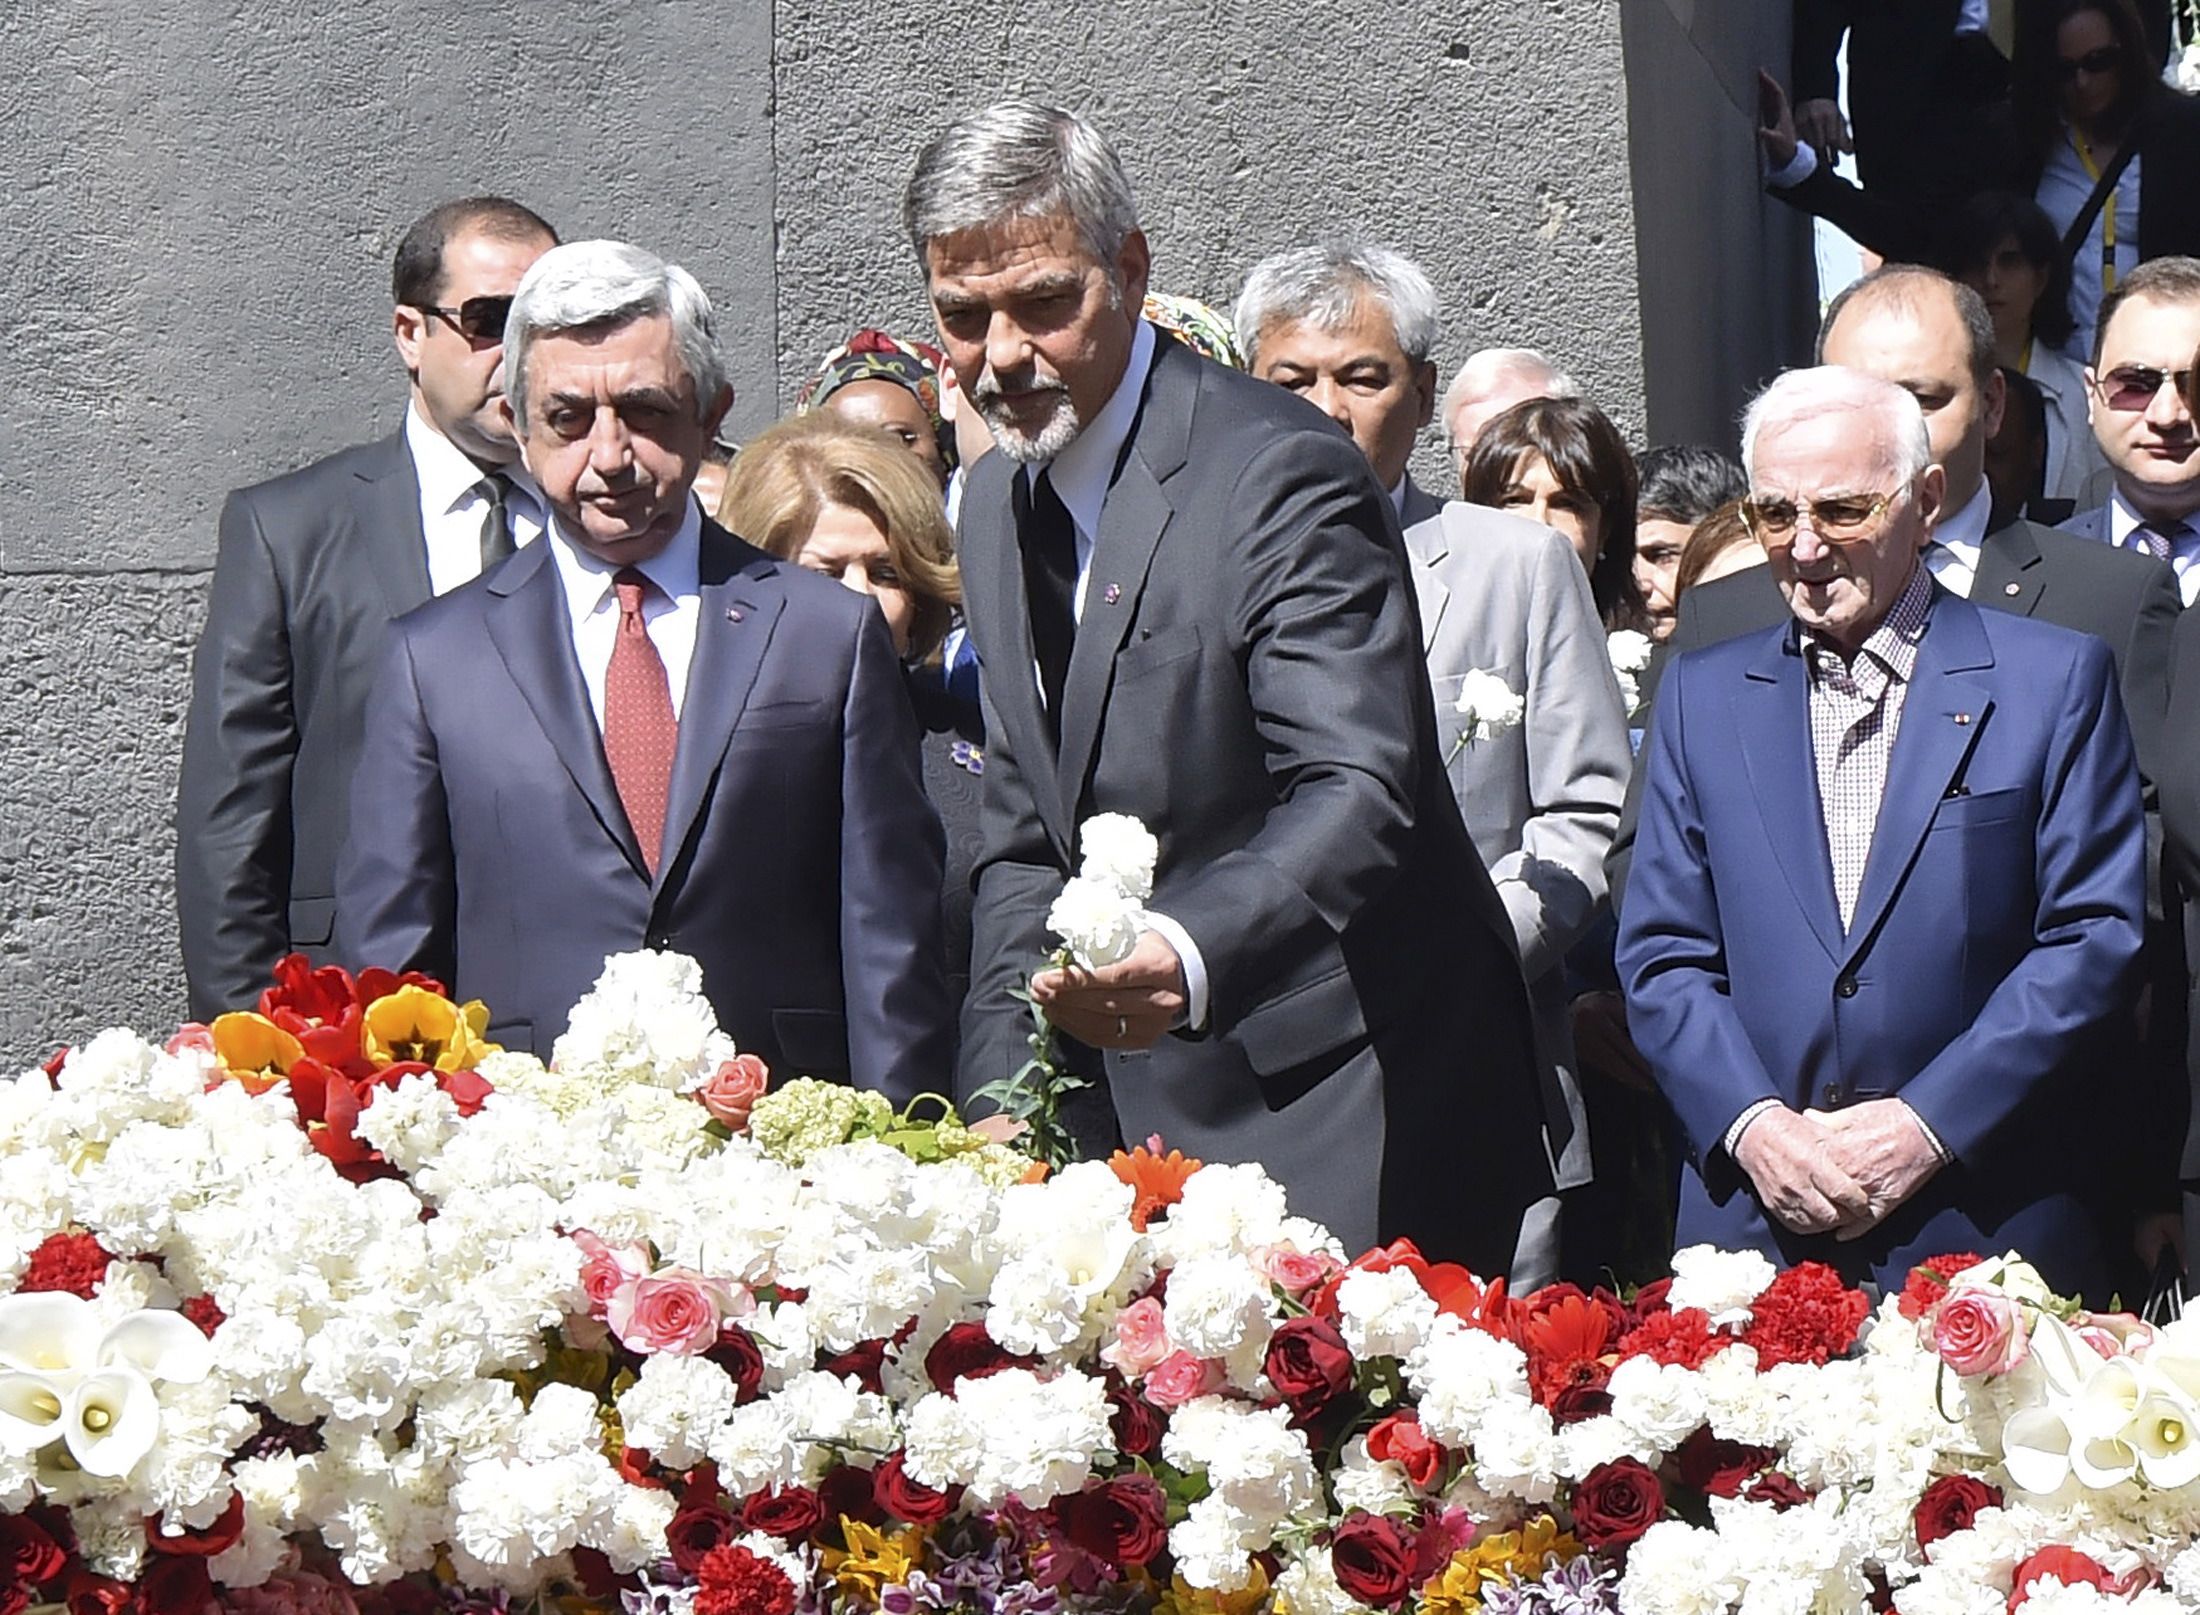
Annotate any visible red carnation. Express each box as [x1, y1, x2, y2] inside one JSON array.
[[740, 1486, 824, 1542], [708, 1326, 767, 1403], [1108, 1382, 1165, 1458], [180, 1295, 225, 1338], [1262, 1316, 1355, 1421], [2007, 1547, 2109, 1612], [0, 1515, 68, 1588], [1742, 1263, 1868, 1368], [1619, 1305, 1725, 1369], [1896, 1253, 1987, 1322], [873, 1450, 959, 1524], [666, 1501, 738, 1574], [923, 1321, 1034, 1393], [1914, 1475, 2002, 1551], [1053, 1475, 1168, 1568], [1329, 1512, 1413, 1607], [1572, 1458, 1665, 1551], [1365, 1411, 1445, 1489], [19, 1232, 114, 1299], [1744, 1472, 1811, 1511], [144, 1493, 245, 1557], [694, 1543, 796, 1615], [1674, 1428, 1775, 1499]]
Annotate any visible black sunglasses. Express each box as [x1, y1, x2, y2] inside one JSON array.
[[2055, 46, 2122, 80], [417, 295, 514, 344]]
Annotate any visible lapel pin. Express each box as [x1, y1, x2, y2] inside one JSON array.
[[2004, 582, 2020, 596], [1102, 583, 1122, 606], [726, 607, 745, 623], [1953, 713, 1971, 726]]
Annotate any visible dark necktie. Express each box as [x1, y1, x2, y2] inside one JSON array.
[[1016, 469, 1078, 739], [477, 472, 515, 572], [603, 569, 678, 875], [2137, 518, 2190, 564]]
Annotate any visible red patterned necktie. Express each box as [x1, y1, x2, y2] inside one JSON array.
[[603, 567, 678, 875]]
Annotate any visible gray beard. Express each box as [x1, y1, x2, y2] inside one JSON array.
[[982, 394, 1083, 463]]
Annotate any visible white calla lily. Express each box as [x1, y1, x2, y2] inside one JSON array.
[[65, 1367, 159, 1478], [2001, 1405, 2076, 1494], [0, 1370, 72, 1454], [0, 1292, 102, 1377], [0, 1292, 211, 1480], [99, 1309, 214, 1384], [2071, 1430, 2140, 1489], [2127, 1380, 2200, 1489]]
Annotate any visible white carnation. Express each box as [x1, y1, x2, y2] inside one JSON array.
[[1045, 877, 1144, 968], [1407, 1316, 1532, 1446], [1471, 1397, 1558, 1501], [1162, 1252, 1274, 1380], [1077, 812, 1158, 901], [1619, 1519, 1744, 1615], [1667, 1244, 1777, 1328], [1334, 1265, 1437, 1361], [618, 1353, 741, 1469], [1607, 1355, 1710, 1450], [1452, 668, 1526, 742]]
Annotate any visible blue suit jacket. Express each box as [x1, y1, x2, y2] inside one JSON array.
[[1618, 588, 2144, 1295], [335, 519, 953, 1102]]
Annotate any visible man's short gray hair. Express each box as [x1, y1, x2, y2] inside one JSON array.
[[504, 240, 726, 431], [1740, 365, 1932, 485], [1439, 347, 1577, 432], [904, 98, 1140, 275], [1232, 242, 1441, 367]]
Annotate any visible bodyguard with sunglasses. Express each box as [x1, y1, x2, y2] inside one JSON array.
[[177, 197, 557, 1018], [2064, 256, 2200, 603], [1620, 364, 2145, 1300]]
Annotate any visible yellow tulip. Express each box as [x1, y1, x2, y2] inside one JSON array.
[[209, 1013, 305, 1093], [360, 985, 498, 1070]]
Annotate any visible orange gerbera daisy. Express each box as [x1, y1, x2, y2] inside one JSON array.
[[1109, 1135, 1202, 1230]]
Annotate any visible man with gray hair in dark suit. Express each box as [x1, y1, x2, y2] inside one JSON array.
[[913, 99, 1551, 1270], [177, 196, 557, 1017]]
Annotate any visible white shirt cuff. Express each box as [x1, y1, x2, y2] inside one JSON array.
[[1142, 910, 1209, 1031], [1764, 139, 1818, 192], [1723, 1098, 1784, 1159], [1901, 1100, 1954, 1165]]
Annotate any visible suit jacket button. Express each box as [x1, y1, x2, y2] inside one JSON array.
[[1835, 974, 1859, 998], [1824, 1082, 1845, 1107], [648, 932, 672, 949]]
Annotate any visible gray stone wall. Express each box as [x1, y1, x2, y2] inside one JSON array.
[[2, 1, 1647, 1060]]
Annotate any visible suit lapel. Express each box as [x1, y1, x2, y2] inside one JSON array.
[[965, 455, 1074, 857], [1974, 519, 2045, 620], [1733, 632, 1845, 961], [1842, 598, 1995, 959], [1054, 343, 1192, 818], [354, 430, 433, 617], [656, 524, 784, 893], [483, 540, 647, 878], [1400, 500, 1452, 652]]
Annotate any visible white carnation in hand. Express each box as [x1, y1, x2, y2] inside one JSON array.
[[1077, 812, 1158, 901], [1046, 877, 1144, 968], [1452, 668, 1526, 744], [1608, 628, 1654, 717]]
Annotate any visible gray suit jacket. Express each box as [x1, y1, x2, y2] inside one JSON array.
[[177, 431, 432, 1019], [953, 333, 1551, 1269], [1401, 481, 1631, 1191], [335, 520, 953, 1100]]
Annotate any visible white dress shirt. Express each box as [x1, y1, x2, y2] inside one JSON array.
[[2106, 489, 2200, 605], [2036, 132, 2141, 366], [403, 403, 545, 596], [1018, 318, 1211, 1025], [1921, 484, 1993, 598], [545, 502, 704, 728]]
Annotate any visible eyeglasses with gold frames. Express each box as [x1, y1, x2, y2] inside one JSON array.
[[1738, 486, 1908, 550]]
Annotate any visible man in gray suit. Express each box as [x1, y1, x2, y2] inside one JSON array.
[[336, 241, 952, 1096], [1236, 241, 1630, 1285], [2062, 256, 2200, 606], [177, 197, 558, 1018], [913, 101, 1552, 1270]]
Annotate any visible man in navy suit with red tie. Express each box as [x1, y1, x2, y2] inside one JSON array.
[[337, 240, 951, 1098]]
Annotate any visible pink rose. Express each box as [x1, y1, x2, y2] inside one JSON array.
[[1933, 1288, 2030, 1376], [1141, 1350, 1225, 1408], [608, 1267, 747, 1355], [572, 1229, 653, 1317], [2071, 1311, 2154, 1361], [697, 1053, 771, 1130], [1101, 1297, 1173, 1376], [166, 1024, 216, 1058], [1253, 1243, 1343, 1296]]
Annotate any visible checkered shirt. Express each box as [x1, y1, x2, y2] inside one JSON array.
[[1803, 562, 1935, 932]]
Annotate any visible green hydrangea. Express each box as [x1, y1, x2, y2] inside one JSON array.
[[747, 1076, 895, 1165]]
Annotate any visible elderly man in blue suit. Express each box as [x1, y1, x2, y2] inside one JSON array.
[[337, 240, 952, 1097], [1620, 365, 2145, 1298]]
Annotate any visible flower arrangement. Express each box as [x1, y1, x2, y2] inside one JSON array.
[[3, 955, 2198, 1615]]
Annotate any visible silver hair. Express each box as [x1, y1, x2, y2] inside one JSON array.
[[1439, 346, 1578, 431], [1232, 241, 1441, 367], [904, 98, 1140, 275], [1739, 365, 1932, 485], [503, 240, 727, 431]]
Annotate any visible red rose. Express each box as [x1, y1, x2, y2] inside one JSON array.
[[740, 1486, 824, 1541], [1744, 1472, 1810, 1511], [694, 1544, 796, 1615], [19, 1231, 114, 1299], [818, 1464, 884, 1530], [139, 1557, 214, 1615], [1329, 1512, 1413, 1607], [0, 1584, 29, 1615], [1053, 1475, 1168, 1568], [923, 1321, 1033, 1393], [1741, 1263, 1868, 1368], [2007, 1547, 2109, 1612], [1108, 1385, 1165, 1458], [708, 1326, 767, 1403], [817, 1339, 888, 1394], [1365, 1412, 1445, 1489], [873, 1450, 959, 1524], [1548, 1383, 1615, 1426], [1572, 1458, 1665, 1550], [1674, 1428, 1775, 1499], [666, 1501, 738, 1574], [62, 1569, 130, 1615], [0, 1515, 68, 1587], [1262, 1316, 1354, 1420], [1913, 1475, 2003, 1551], [145, 1493, 245, 1556]]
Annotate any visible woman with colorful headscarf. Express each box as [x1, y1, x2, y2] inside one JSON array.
[[796, 328, 957, 489]]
